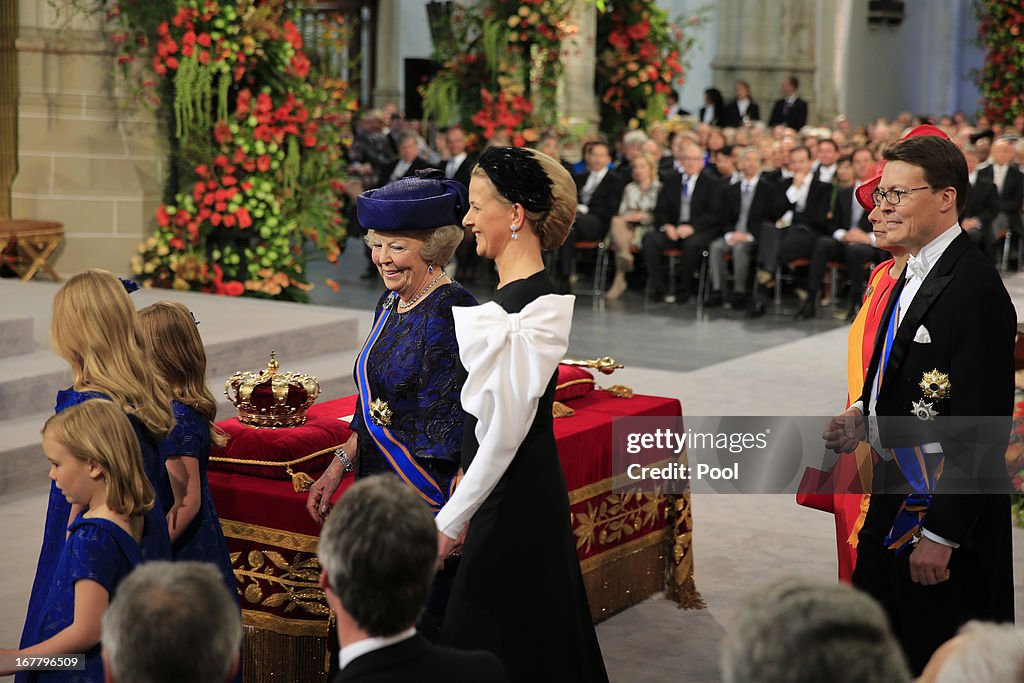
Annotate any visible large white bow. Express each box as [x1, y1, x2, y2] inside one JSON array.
[[434, 294, 575, 538]]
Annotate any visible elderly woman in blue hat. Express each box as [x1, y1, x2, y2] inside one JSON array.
[[306, 172, 477, 636]]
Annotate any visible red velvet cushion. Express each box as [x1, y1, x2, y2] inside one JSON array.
[[555, 364, 595, 402], [210, 396, 357, 480]]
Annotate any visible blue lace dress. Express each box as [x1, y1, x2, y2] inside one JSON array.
[[348, 282, 477, 637], [20, 389, 172, 651], [160, 401, 235, 593], [17, 512, 170, 683]]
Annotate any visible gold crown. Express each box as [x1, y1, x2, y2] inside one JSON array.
[[224, 351, 321, 427]]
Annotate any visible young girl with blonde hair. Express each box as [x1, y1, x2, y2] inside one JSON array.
[[21, 269, 173, 654], [2, 400, 171, 682], [139, 300, 234, 592]]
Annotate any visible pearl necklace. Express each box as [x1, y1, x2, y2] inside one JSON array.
[[397, 271, 446, 310]]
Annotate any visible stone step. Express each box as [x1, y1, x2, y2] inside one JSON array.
[[0, 314, 35, 359], [0, 349, 360, 496], [0, 350, 71, 422]]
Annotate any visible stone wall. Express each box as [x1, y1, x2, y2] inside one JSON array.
[[12, 1, 164, 276]]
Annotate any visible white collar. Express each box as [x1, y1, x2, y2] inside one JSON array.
[[589, 166, 609, 182], [907, 223, 961, 279], [449, 152, 467, 165], [339, 628, 417, 670]]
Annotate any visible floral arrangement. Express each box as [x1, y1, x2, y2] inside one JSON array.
[[975, 0, 1024, 125], [98, 0, 355, 300], [596, 2, 709, 137], [422, 0, 576, 148]]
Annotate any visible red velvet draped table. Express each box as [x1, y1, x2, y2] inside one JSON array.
[[209, 392, 697, 682]]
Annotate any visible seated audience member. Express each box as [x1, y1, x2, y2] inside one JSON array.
[[439, 127, 475, 188], [975, 137, 1023, 241], [720, 577, 911, 683], [642, 139, 723, 303], [714, 145, 742, 185], [767, 76, 809, 131], [318, 476, 508, 682], [832, 154, 854, 189], [536, 130, 573, 173], [606, 153, 662, 299], [665, 89, 691, 118], [614, 130, 649, 182], [381, 132, 433, 184], [700, 87, 725, 126], [799, 147, 883, 320], [812, 138, 841, 183], [961, 146, 1000, 259], [555, 139, 624, 291], [102, 561, 242, 683], [751, 145, 832, 316], [706, 146, 785, 310], [917, 621, 1024, 683], [721, 80, 760, 128]]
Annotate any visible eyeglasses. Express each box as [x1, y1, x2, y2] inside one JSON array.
[[871, 186, 931, 207]]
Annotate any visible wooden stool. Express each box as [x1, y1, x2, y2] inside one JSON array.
[[0, 220, 64, 281]]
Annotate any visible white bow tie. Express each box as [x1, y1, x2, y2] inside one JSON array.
[[906, 255, 927, 280]]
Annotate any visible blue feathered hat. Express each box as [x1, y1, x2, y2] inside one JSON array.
[[357, 170, 469, 231]]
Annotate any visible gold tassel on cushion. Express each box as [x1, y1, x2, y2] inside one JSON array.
[[287, 467, 315, 493], [552, 401, 575, 418], [603, 385, 634, 398]]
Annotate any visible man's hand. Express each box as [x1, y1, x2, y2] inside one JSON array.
[[676, 224, 695, 239], [961, 217, 980, 231], [909, 537, 952, 585], [726, 232, 753, 246], [822, 406, 865, 454], [662, 224, 679, 241]]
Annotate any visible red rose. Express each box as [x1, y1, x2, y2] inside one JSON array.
[[223, 281, 244, 296]]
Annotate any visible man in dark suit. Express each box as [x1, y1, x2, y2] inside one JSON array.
[[439, 127, 481, 282], [554, 139, 624, 291], [719, 80, 760, 128], [961, 147, 999, 259], [824, 134, 1016, 676], [706, 146, 785, 309], [319, 477, 508, 683], [799, 147, 885, 320], [974, 137, 1023, 240], [751, 145, 832, 316], [380, 133, 433, 185], [642, 139, 723, 303], [767, 75, 808, 130]]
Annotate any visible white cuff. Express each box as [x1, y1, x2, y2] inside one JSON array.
[[577, 204, 590, 215], [832, 229, 847, 242], [921, 528, 960, 549]]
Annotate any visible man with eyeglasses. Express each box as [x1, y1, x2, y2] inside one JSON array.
[[822, 130, 1016, 676]]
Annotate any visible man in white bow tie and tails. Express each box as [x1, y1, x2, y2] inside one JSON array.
[[823, 128, 1016, 676]]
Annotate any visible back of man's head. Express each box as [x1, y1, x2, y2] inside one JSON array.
[[102, 561, 241, 683], [318, 475, 437, 637], [721, 577, 911, 683], [924, 621, 1024, 683]]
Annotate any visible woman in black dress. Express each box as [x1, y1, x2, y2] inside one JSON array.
[[434, 147, 609, 682]]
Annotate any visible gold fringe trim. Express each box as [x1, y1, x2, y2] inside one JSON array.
[[221, 519, 320, 553], [602, 385, 634, 398], [242, 609, 330, 638], [665, 492, 705, 610]]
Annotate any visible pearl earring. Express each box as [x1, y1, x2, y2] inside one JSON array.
[[510, 223, 520, 240]]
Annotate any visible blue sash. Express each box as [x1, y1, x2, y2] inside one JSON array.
[[883, 446, 945, 552], [354, 293, 446, 512]]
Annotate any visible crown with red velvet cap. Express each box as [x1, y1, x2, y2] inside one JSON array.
[[855, 124, 953, 211]]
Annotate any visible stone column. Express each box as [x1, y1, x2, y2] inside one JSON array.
[[372, 1, 401, 109], [13, 0, 164, 275], [559, 0, 599, 139]]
